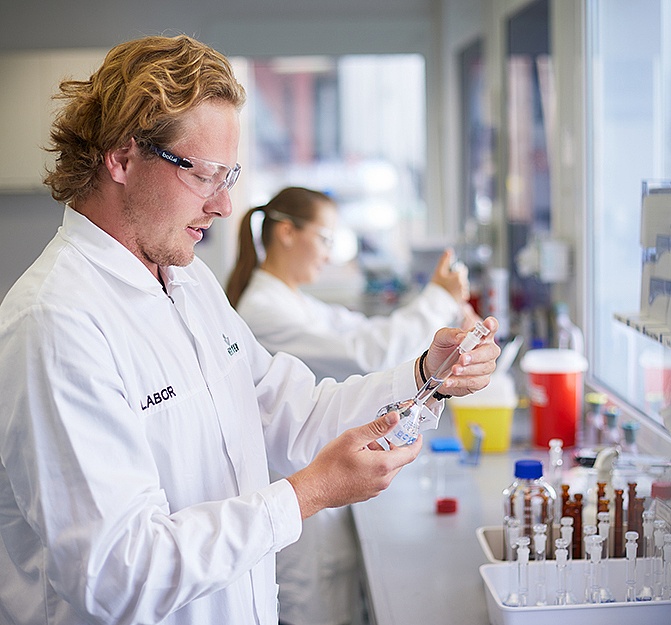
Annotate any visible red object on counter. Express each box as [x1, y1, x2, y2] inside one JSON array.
[[436, 497, 458, 514]]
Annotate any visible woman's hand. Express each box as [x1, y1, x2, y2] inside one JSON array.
[[430, 249, 470, 303]]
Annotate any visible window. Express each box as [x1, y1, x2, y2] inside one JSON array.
[[587, 0, 671, 433], [233, 54, 427, 304], [505, 0, 553, 334]]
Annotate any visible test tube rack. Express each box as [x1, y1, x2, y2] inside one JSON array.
[[480, 559, 671, 625]]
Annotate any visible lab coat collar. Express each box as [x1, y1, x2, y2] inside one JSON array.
[[59, 206, 198, 295]]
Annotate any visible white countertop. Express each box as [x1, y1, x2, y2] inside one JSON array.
[[352, 414, 539, 625]]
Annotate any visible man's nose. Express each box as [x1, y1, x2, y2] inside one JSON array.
[[204, 188, 233, 218]]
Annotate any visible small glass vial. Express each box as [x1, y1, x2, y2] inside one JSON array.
[[583, 392, 607, 447], [603, 406, 622, 445], [621, 421, 640, 455]]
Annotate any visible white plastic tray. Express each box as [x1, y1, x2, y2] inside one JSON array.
[[476, 524, 633, 563], [480, 559, 671, 625], [477, 525, 504, 562]]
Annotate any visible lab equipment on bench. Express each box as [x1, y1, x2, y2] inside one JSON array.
[[502, 459, 557, 559], [379, 321, 490, 447]]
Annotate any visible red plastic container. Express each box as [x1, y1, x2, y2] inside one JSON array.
[[520, 349, 588, 448]]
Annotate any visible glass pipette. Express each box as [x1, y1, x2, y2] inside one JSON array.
[[380, 321, 490, 447]]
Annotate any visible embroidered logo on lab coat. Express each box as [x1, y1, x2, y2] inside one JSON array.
[[222, 333, 240, 356]]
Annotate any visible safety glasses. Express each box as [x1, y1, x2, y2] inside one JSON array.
[[265, 208, 335, 249], [148, 144, 241, 199]]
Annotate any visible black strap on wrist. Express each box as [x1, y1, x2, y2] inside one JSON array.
[[418, 350, 451, 401]]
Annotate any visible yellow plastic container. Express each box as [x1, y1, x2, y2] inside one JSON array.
[[449, 373, 517, 453]]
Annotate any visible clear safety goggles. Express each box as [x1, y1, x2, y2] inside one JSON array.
[[265, 208, 335, 249], [148, 144, 241, 199]]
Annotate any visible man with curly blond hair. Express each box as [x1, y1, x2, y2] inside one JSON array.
[[0, 35, 499, 625]]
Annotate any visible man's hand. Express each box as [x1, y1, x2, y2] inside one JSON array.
[[286, 412, 422, 520], [420, 316, 500, 398]]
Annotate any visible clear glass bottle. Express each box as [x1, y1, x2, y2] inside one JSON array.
[[502, 459, 557, 558]]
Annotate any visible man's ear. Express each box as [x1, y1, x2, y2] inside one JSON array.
[[104, 139, 134, 184]]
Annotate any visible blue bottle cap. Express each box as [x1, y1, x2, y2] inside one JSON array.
[[430, 437, 462, 453], [514, 459, 543, 479]]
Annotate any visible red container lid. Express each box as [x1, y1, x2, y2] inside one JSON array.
[[651, 481, 671, 500]]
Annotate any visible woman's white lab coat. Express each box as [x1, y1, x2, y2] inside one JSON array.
[[0, 207, 418, 625], [237, 269, 464, 383], [237, 268, 463, 625]]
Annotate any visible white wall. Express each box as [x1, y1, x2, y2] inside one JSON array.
[[0, 0, 586, 315], [0, 194, 63, 298], [0, 0, 444, 299]]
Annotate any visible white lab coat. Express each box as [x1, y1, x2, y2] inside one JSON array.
[[0, 207, 418, 625], [237, 269, 463, 383], [237, 269, 462, 625]]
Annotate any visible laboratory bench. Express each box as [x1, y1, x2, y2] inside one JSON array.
[[352, 409, 540, 625], [353, 405, 671, 625]]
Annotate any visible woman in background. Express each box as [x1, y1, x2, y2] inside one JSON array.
[[227, 187, 479, 381], [226, 186, 479, 625]]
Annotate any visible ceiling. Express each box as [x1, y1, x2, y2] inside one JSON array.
[[1, 0, 436, 51]]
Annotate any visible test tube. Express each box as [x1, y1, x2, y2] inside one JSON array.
[[503, 518, 521, 606], [586, 534, 605, 604], [582, 524, 596, 602], [554, 538, 570, 605], [637, 510, 654, 601], [596, 511, 614, 602], [625, 531, 639, 602], [516, 536, 530, 607], [533, 523, 547, 606], [663, 534, 671, 600], [653, 519, 667, 600]]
